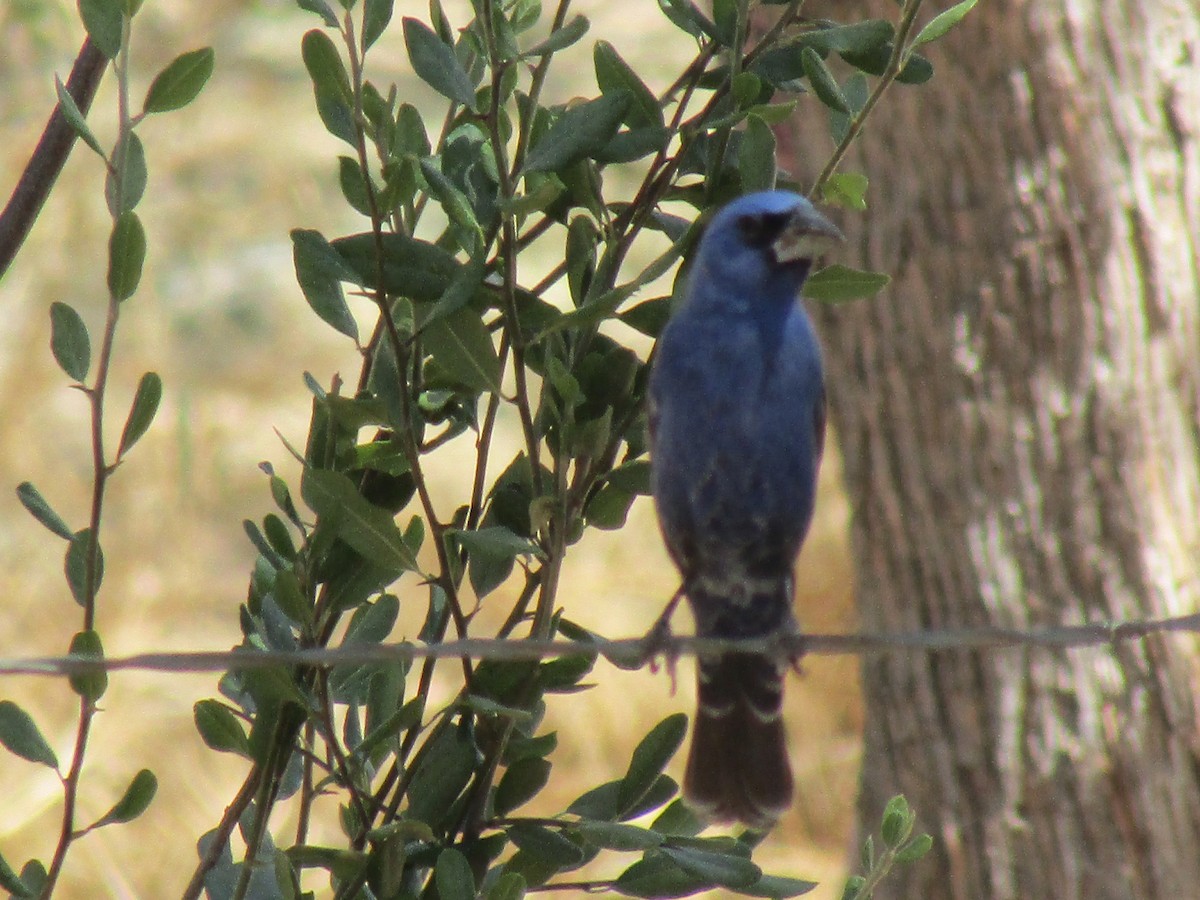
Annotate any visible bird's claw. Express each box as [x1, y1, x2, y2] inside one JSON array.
[[785, 632, 808, 677], [640, 617, 681, 693]]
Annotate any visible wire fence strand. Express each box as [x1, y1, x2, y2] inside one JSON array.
[[5, 611, 1199, 678]]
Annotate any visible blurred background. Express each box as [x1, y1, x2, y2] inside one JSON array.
[[0, 1, 862, 895]]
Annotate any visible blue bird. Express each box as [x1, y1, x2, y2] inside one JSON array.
[[648, 190, 841, 828]]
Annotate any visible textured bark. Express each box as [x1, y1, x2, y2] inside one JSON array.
[[785, 1, 1200, 897]]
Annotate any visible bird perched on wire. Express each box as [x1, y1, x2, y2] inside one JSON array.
[[647, 190, 842, 828]]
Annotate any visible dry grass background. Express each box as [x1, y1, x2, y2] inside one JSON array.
[[0, 1, 863, 896]]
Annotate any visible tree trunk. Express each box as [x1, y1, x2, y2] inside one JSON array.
[[788, 1, 1200, 897]]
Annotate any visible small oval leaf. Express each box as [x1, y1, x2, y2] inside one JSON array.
[[193, 699, 251, 756], [738, 114, 777, 193], [618, 714, 687, 815], [78, 0, 122, 59], [0, 701, 58, 769], [292, 229, 360, 340], [65, 528, 104, 607], [495, 757, 552, 815], [301, 30, 351, 104], [54, 75, 104, 157], [403, 17, 478, 110], [421, 306, 502, 394], [435, 848, 476, 900], [143, 47, 215, 114], [801, 47, 849, 114], [107, 211, 146, 301], [912, 0, 979, 48], [300, 468, 420, 576], [16, 481, 74, 541], [93, 768, 157, 826], [594, 41, 662, 128], [117, 371, 162, 458], [803, 264, 891, 303], [523, 94, 630, 174], [68, 630, 107, 702]]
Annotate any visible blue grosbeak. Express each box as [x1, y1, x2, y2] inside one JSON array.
[[648, 191, 841, 827]]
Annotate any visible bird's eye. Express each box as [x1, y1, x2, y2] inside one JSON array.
[[736, 211, 790, 248]]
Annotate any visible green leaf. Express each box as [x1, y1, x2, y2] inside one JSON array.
[[650, 799, 704, 837], [337, 155, 373, 216], [710, 0, 737, 45], [521, 14, 589, 57], [507, 823, 585, 868], [422, 249, 487, 327], [584, 483, 634, 530], [538, 230, 687, 339], [53, 75, 104, 157], [418, 158, 484, 251], [523, 94, 630, 174], [105, 132, 146, 215], [487, 871, 528, 900], [594, 41, 662, 128], [117, 371, 162, 458], [301, 468, 420, 576], [435, 848, 476, 900], [421, 306, 502, 393], [604, 459, 651, 495], [403, 17, 477, 110], [613, 854, 708, 898], [107, 211, 146, 301], [193, 699, 251, 756], [895, 833, 934, 864], [456, 526, 542, 560], [738, 114, 776, 193], [362, 0, 394, 50], [142, 47, 215, 113], [801, 47, 849, 114], [0, 851, 33, 898], [15, 481, 74, 540], [575, 821, 663, 851], [332, 232, 460, 301], [296, 0, 339, 26], [65, 528, 103, 607], [618, 714, 687, 815], [79, 0, 123, 59], [656, 0, 716, 40], [912, 0, 979, 48], [803, 264, 890, 303], [797, 20, 893, 55], [271, 569, 310, 625], [301, 29, 351, 103], [494, 757, 552, 816], [0, 702, 58, 769], [880, 794, 912, 847], [92, 769, 157, 827], [821, 172, 869, 211], [406, 723, 476, 826], [661, 845, 759, 889], [68, 630, 107, 702], [291, 229, 360, 340], [617, 296, 670, 337], [738, 873, 819, 897]]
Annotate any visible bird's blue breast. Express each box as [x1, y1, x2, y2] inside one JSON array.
[[649, 293, 822, 577]]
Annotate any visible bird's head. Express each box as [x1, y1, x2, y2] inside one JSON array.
[[692, 191, 843, 298]]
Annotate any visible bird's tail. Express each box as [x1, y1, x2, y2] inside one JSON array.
[[684, 650, 793, 829]]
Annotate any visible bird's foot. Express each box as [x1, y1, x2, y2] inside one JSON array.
[[784, 632, 808, 677], [641, 617, 681, 693], [638, 585, 686, 692]]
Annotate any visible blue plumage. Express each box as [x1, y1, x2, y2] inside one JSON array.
[[648, 191, 841, 827]]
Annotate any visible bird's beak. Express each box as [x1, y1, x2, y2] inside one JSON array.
[[773, 207, 845, 264]]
